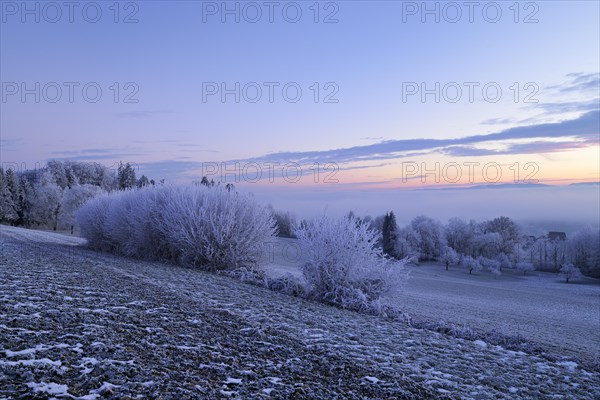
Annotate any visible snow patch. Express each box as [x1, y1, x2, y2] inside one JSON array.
[[557, 361, 578, 372], [26, 381, 69, 396], [364, 376, 381, 384], [1, 358, 61, 367]]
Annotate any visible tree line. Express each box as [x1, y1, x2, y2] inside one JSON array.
[[272, 209, 600, 281], [376, 212, 599, 280], [0, 161, 156, 233]]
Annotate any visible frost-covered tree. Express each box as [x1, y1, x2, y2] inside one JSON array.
[[569, 227, 600, 278], [560, 263, 582, 283], [473, 232, 502, 259], [295, 214, 407, 313], [117, 162, 137, 190], [137, 175, 150, 188], [60, 184, 103, 233], [67, 161, 117, 190], [445, 217, 474, 256], [547, 237, 569, 271], [479, 257, 501, 278], [28, 171, 63, 230], [18, 175, 35, 226], [0, 168, 18, 224], [516, 261, 535, 275], [409, 215, 445, 261], [395, 225, 420, 262], [482, 216, 520, 256], [4, 168, 22, 223], [496, 252, 513, 270], [441, 247, 459, 271], [47, 160, 69, 189], [461, 255, 482, 275], [269, 206, 296, 238], [382, 211, 399, 258]]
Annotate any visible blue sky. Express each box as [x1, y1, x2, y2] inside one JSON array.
[[1, 0, 599, 220]]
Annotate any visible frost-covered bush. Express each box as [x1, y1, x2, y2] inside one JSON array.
[[560, 263, 582, 283], [76, 185, 276, 270], [75, 193, 112, 250], [294, 215, 407, 313], [267, 274, 305, 297], [103, 188, 172, 259], [225, 265, 269, 286], [157, 186, 276, 270], [516, 261, 535, 275]]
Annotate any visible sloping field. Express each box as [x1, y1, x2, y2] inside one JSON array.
[[262, 238, 600, 365], [386, 263, 600, 365], [1, 226, 599, 399]]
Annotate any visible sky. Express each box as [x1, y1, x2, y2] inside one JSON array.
[[1, 0, 599, 222]]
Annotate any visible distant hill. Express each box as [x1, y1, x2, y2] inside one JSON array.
[[419, 183, 550, 191], [569, 182, 600, 187], [465, 183, 551, 190]]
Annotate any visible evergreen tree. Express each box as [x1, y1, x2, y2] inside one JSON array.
[[117, 162, 137, 190], [4, 168, 22, 224], [382, 211, 398, 258], [0, 168, 18, 224], [19, 175, 35, 226], [137, 175, 150, 188]]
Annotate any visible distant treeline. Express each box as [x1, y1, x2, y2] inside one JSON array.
[[2, 161, 598, 280], [0, 160, 156, 232]]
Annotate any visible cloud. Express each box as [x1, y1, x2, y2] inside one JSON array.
[[48, 147, 143, 161], [481, 73, 600, 126], [442, 137, 599, 157], [51, 148, 116, 156], [360, 136, 387, 141], [480, 117, 514, 125], [533, 99, 600, 114], [50, 153, 143, 161], [557, 73, 600, 93], [232, 110, 599, 165]]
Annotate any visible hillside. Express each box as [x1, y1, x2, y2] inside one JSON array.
[[1, 226, 599, 399]]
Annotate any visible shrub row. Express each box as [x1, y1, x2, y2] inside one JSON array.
[[76, 185, 276, 270]]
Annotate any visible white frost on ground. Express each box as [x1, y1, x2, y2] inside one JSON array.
[[364, 376, 381, 384], [1, 226, 600, 399], [260, 237, 600, 363], [26, 381, 69, 395]]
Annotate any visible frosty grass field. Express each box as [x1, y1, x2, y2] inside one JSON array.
[[262, 238, 600, 364], [1, 225, 600, 399]]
